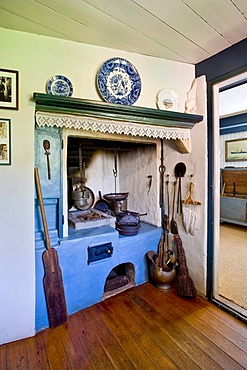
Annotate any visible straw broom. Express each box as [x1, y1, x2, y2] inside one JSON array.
[[173, 234, 197, 298]]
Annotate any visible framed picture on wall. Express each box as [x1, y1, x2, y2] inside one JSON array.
[[0, 118, 11, 165], [225, 137, 247, 162], [0, 68, 19, 110]]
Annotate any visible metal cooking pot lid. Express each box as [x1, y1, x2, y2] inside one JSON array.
[[118, 214, 139, 224], [104, 193, 128, 201], [116, 223, 139, 229], [94, 201, 109, 212]]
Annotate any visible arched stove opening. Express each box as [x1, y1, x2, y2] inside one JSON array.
[[102, 262, 135, 300]]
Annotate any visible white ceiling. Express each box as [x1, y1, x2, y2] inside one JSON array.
[[1, 0, 247, 64], [220, 83, 247, 117]]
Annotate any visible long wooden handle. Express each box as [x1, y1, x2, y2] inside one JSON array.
[[46, 153, 51, 180], [34, 167, 51, 251]]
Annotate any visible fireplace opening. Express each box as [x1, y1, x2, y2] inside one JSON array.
[[102, 262, 135, 300], [66, 136, 159, 232]]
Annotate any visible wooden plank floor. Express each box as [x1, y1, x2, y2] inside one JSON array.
[[1, 282, 247, 369]]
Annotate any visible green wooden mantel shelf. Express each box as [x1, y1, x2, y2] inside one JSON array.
[[33, 93, 203, 129]]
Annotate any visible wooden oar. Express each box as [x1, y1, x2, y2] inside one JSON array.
[[34, 167, 68, 328]]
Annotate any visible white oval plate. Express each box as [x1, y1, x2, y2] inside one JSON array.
[[157, 89, 179, 111]]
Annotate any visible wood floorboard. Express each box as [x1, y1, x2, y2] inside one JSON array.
[[173, 293, 247, 351], [0, 282, 247, 370], [41, 327, 72, 370], [188, 294, 247, 339], [0, 344, 6, 370], [102, 293, 179, 369], [70, 308, 115, 370], [109, 293, 204, 369], [144, 285, 247, 368], [117, 289, 222, 370], [92, 302, 159, 369], [24, 334, 50, 370], [81, 306, 138, 369], [141, 284, 246, 342], [164, 288, 247, 360], [6, 339, 29, 370], [137, 283, 245, 370], [131, 288, 227, 369], [56, 321, 94, 370]]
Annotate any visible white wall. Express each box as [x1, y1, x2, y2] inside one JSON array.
[[161, 76, 208, 293], [0, 27, 207, 344]]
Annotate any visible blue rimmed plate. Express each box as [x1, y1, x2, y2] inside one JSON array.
[[97, 57, 142, 105], [46, 75, 73, 97]]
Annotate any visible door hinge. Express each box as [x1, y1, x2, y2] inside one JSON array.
[[61, 139, 64, 149], [62, 215, 64, 225]]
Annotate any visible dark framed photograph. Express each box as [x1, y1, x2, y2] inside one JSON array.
[[0, 68, 19, 110], [0, 118, 11, 165], [225, 137, 247, 162]]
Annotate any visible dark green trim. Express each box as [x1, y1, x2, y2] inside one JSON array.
[[220, 113, 247, 135], [206, 81, 214, 300], [219, 79, 247, 92], [205, 69, 247, 305], [195, 38, 247, 82], [33, 93, 203, 129]]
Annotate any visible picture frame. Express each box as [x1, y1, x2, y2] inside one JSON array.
[[225, 137, 247, 162], [0, 118, 11, 165], [0, 68, 19, 110]]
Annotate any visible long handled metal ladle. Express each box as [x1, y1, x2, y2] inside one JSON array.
[[43, 140, 51, 180]]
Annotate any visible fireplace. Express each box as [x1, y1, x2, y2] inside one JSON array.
[[66, 136, 159, 232], [35, 125, 163, 332], [34, 93, 203, 332]]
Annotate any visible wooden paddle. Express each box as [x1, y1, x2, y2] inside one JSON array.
[[34, 167, 68, 328]]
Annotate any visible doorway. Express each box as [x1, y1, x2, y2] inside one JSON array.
[[212, 72, 247, 321]]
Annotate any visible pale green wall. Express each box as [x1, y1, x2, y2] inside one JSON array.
[[0, 27, 207, 344]]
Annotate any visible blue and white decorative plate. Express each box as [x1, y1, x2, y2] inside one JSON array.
[[46, 75, 73, 97], [97, 57, 141, 105]]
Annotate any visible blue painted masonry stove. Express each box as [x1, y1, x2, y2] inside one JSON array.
[[35, 222, 161, 332], [34, 126, 162, 332], [33, 96, 203, 333]]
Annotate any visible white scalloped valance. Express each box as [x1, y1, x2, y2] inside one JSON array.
[[35, 111, 190, 140]]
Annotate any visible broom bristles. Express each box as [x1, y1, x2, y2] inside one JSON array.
[[176, 274, 197, 298], [174, 235, 197, 298]]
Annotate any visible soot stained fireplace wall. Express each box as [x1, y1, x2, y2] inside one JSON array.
[[66, 136, 159, 229]]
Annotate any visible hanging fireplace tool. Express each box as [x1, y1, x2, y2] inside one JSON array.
[[43, 139, 51, 180], [70, 144, 94, 210]]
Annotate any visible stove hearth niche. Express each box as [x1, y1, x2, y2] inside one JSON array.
[[103, 262, 135, 299], [67, 136, 158, 231]]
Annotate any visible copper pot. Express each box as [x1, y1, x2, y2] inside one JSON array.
[[147, 251, 176, 290]]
